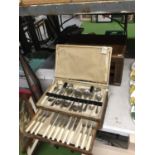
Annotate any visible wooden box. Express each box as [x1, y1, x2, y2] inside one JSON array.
[[24, 44, 112, 154], [110, 56, 124, 85]]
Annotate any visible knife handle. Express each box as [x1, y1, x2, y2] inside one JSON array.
[[30, 122, 39, 134], [80, 134, 87, 149], [75, 132, 82, 147], [57, 128, 64, 142], [34, 122, 43, 135], [86, 135, 92, 151], [26, 120, 35, 132], [47, 126, 56, 139], [62, 129, 69, 143], [67, 130, 74, 145], [52, 126, 61, 140], [42, 125, 51, 138]]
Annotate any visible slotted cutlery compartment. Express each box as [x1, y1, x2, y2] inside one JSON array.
[[25, 109, 98, 154], [37, 79, 108, 124]]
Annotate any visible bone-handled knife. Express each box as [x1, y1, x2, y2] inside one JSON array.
[[80, 123, 90, 149], [34, 112, 51, 135], [30, 111, 46, 134], [42, 113, 55, 138], [61, 117, 75, 143], [80, 133, 87, 149], [75, 123, 84, 148], [30, 115, 43, 134], [57, 116, 72, 142], [52, 116, 66, 141], [86, 135, 93, 151], [66, 118, 78, 145], [25, 110, 42, 132], [34, 115, 47, 135], [42, 124, 51, 138], [86, 125, 93, 151], [47, 114, 59, 139], [80, 123, 92, 149]]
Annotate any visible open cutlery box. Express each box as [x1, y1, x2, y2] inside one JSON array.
[[24, 44, 112, 154]]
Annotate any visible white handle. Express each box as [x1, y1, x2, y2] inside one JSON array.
[[47, 126, 56, 139], [30, 122, 39, 134], [89, 105, 95, 116], [67, 130, 74, 145], [26, 120, 35, 132], [83, 125, 87, 133], [62, 129, 69, 143], [52, 126, 61, 140], [95, 106, 98, 114], [91, 106, 97, 116], [42, 125, 51, 138], [34, 122, 43, 135], [86, 136, 92, 151], [75, 133, 82, 147], [57, 128, 64, 142], [80, 134, 87, 149]]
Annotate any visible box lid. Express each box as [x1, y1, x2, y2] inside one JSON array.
[[55, 44, 112, 85]]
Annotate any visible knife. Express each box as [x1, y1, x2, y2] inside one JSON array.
[[47, 113, 59, 139], [57, 116, 72, 142], [61, 117, 75, 143], [66, 118, 79, 145], [25, 110, 42, 133], [34, 112, 51, 135], [30, 111, 47, 134]]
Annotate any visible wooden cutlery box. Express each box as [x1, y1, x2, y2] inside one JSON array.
[[24, 44, 112, 154]]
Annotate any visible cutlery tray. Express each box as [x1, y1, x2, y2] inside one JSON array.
[[25, 109, 98, 154]]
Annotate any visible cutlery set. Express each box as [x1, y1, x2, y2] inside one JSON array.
[[24, 45, 112, 154], [25, 110, 96, 151]]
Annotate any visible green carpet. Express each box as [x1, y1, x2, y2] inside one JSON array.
[[35, 143, 80, 155], [81, 21, 135, 38], [20, 142, 80, 155]]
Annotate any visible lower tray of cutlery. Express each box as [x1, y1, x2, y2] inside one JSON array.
[[24, 109, 98, 154]]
